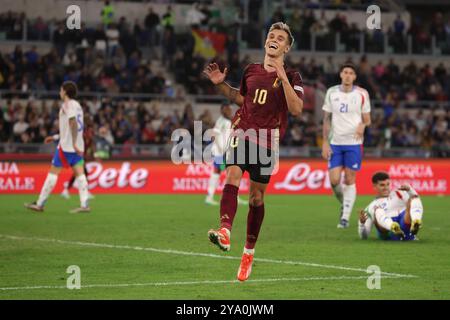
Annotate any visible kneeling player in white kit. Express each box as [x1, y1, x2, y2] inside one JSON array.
[[359, 172, 423, 241]]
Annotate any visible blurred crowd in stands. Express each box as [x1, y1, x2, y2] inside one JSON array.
[[1, 1, 450, 53], [263, 8, 450, 54], [285, 107, 449, 157], [0, 1, 449, 156], [0, 96, 448, 156], [1, 2, 449, 99], [0, 96, 211, 146]]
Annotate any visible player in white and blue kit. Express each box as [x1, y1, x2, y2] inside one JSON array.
[[205, 103, 248, 205], [25, 81, 90, 213], [358, 172, 423, 241], [322, 63, 371, 228]]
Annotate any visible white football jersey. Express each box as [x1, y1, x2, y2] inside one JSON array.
[[211, 115, 232, 156], [322, 85, 371, 145], [59, 99, 84, 153], [364, 189, 412, 220]]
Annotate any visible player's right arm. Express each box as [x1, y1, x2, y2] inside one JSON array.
[[203, 63, 244, 106], [321, 89, 332, 160], [358, 208, 373, 239], [44, 135, 59, 144], [398, 184, 419, 199]]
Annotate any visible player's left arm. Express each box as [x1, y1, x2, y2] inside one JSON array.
[[398, 184, 420, 199], [355, 89, 372, 140], [355, 112, 371, 139], [281, 77, 303, 116], [68, 117, 81, 154], [267, 58, 303, 116], [66, 102, 82, 155], [358, 208, 373, 240]]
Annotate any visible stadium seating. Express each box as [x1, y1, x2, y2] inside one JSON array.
[[0, 0, 448, 158]]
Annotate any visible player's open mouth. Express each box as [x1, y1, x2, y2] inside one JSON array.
[[268, 43, 278, 50]]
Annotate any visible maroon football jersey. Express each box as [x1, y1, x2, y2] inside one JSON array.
[[231, 63, 304, 149]]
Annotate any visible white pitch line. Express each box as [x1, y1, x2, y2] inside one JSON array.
[[0, 275, 406, 291], [0, 234, 417, 278]]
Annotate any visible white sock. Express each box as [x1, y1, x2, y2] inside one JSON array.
[[410, 198, 423, 221], [332, 184, 343, 203], [206, 173, 220, 199], [374, 209, 394, 231], [358, 219, 372, 239], [37, 173, 58, 207], [76, 174, 89, 208], [244, 247, 255, 255], [342, 184, 356, 221]]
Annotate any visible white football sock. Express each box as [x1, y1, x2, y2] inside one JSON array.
[[76, 174, 89, 208], [409, 197, 423, 221], [342, 184, 356, 221], [332, 183, 343, 203], [358, 219, 372, 239], [206, 172, 220, 199], [37, 173, 58, 207]]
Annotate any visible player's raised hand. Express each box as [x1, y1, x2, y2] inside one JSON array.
[[266, 58, 288, 82], [203, 63, 227, 85], [398, 184, 411, 192]]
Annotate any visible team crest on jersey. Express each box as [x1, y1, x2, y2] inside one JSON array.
[[272, 77, 282, 88]]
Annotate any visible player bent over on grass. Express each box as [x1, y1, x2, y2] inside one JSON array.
[[203, 22, 304, 281], [358, 172, 423, 241], [25, 81, 90, 214]]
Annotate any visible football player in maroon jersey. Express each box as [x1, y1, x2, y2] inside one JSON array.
[[203, 22, 304, 281]]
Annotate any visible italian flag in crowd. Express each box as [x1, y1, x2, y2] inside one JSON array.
[[192, 29, 226, 59]]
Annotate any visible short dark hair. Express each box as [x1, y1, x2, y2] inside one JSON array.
[[340, 62, 357, 74], [62, 81, 78, 99], [372, 171, 390, 184]]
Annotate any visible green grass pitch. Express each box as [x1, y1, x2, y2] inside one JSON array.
[[0, 194, 449, 299]]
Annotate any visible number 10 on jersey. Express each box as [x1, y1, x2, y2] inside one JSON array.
[[253, 89, 268, 105]]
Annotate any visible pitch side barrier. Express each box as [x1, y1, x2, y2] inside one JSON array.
[[1, 159, 448, 195]]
